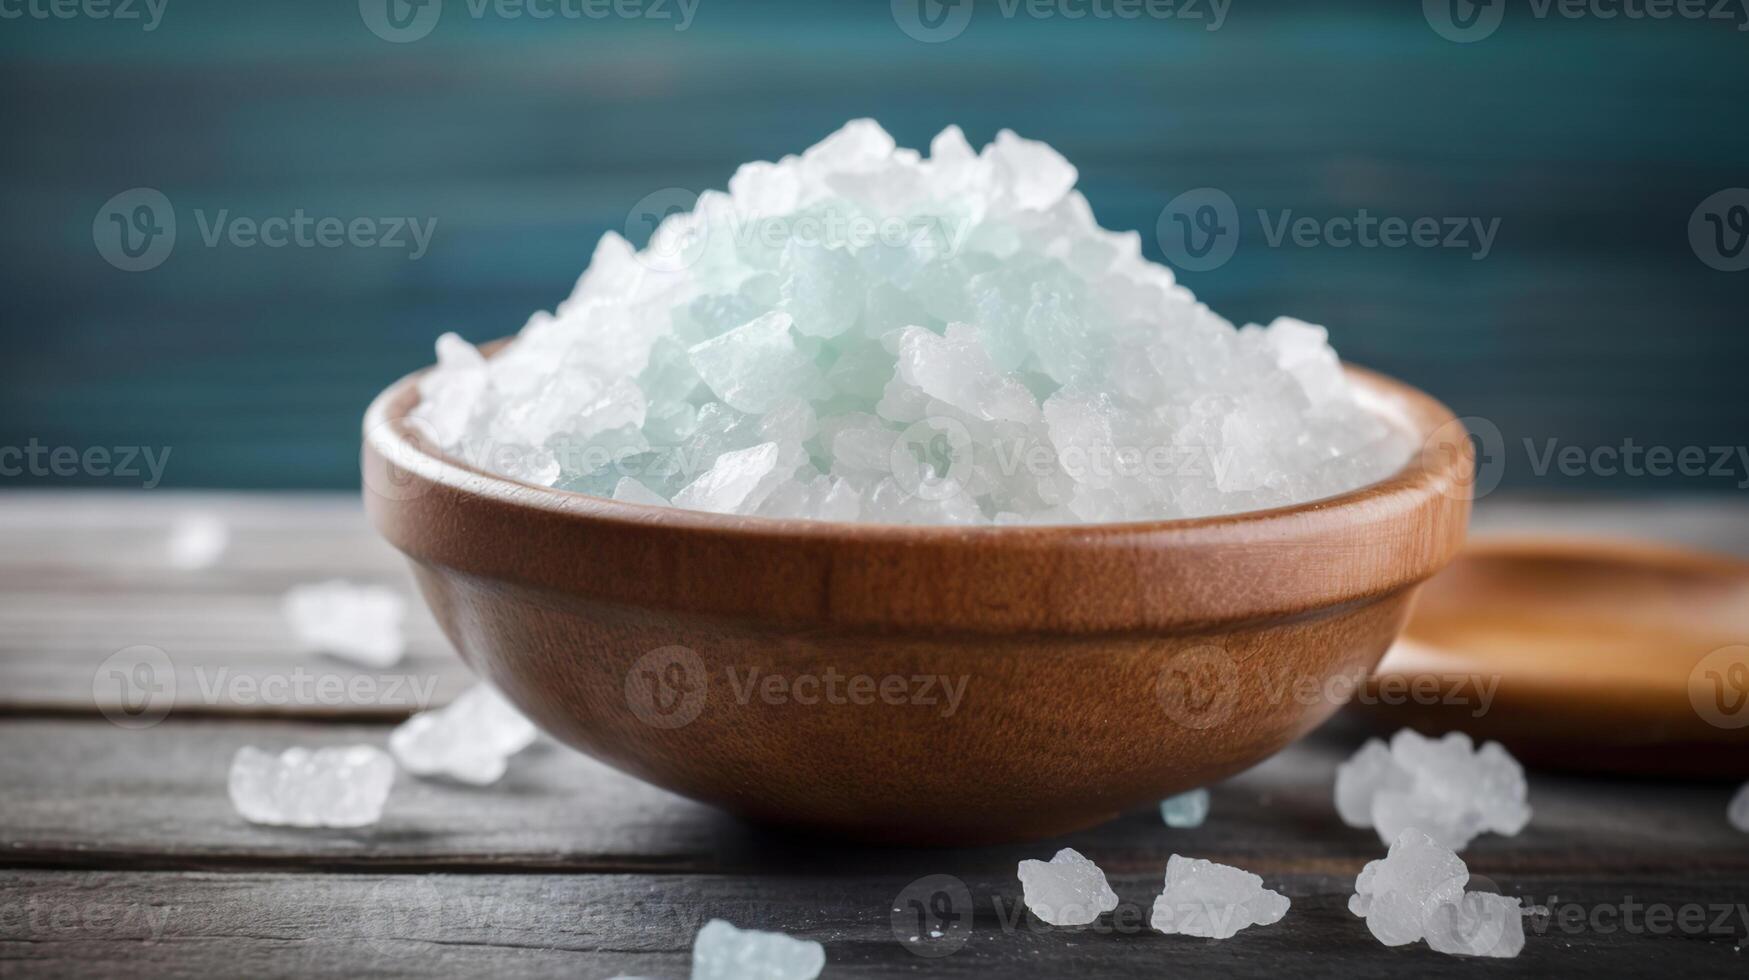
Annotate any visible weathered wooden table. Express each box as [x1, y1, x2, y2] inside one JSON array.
[[2, 493, 1746, 978]]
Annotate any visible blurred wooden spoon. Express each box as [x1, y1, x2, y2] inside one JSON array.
[[1364, 536, 1749, 777]]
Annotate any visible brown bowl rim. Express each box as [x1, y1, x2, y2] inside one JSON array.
[[363, 348, 1472, 632]]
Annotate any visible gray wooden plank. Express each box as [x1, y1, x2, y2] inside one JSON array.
[[2, 492, 1745, 719], [0, 492, 473, 717], [1, 868, 1745, 979], [1, 717, 1744, 879]]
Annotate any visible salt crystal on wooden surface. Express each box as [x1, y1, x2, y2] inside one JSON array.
[[690, 919, 824, 980], [1017, 847, 1119, 926], [1336, 729, 1530, 850], [228, 745, 394, 829], [389, 683, 537, 786], [281, 579, 406, 668], [1159, 788, 1210, 828], [1150, 854, 1288, 938]]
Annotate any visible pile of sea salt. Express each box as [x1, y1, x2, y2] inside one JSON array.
[[1351, 829, 1525, 958], [413, 120, 1411, 524], [1336, 729, 1531, 851]]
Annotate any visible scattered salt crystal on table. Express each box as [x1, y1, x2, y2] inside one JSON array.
[[1423, 890, 1527, 958], [413, 119, 1412, 525], [1159, 788, 1210, 828], [389, 683, 538, 786], [1730, 782, 1749, 832], [166, 512, 228, 570], [1349, 829, 1469, 946], [1150, 854, 1289, 939], [690, 919, 825, 980], [228, 745, 394, 828], [1351, 829, 1526, 958], [281, 579, 406, 668], [1335, 729, 1530, 850], [1017, 847, 1120, 926]]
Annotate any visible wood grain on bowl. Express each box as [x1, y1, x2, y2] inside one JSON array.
[[362, 355, 1472, 844]]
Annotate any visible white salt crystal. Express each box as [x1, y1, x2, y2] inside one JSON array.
[[1334, 738, 1406, 827], [166, 512, 228, 570], [1160, 788, 1210, 828], [1335, 729, 1531, 851], [1352, 830, 1527, 958], [389, 683, 538, 786], [1349, 829, 1470, 947], [672, 441, 781, 515], [1731, 782, 1749, 832], [894, 324, 1040, 425], [413, 120, 1413, 525], [281, 580, 406, 668], [1424, 890, 1526, 958], [1017, 847, 1119, 926], [228, 745, 394, 828], [986, 128, 1077, 211], [1150, 854, 1289, 939], [690, 919, 824, 980], [612, 477, 670, 507], [689, 312, 827, 414]]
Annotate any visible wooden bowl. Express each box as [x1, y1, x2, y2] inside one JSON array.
[[1368, 538, 1749, 777], [362, 359, 1471, 844]]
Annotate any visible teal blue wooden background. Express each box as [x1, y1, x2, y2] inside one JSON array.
[[3, 0, 1746, 490]]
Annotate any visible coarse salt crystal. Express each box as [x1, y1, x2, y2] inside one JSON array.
[[281, 579, 406, 668], [1017, 847, 1119, 926], [228, 745, 394, 829], [414, 120, 1412, 524]]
